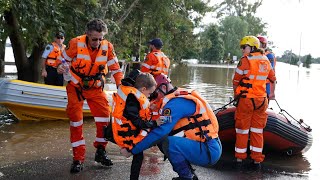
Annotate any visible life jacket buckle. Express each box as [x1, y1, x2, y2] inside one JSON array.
[[82, 76, 91, 89]]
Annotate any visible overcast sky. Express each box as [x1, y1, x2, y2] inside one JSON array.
[[256, 0, 320, 57], [204, 0, 320, 57]]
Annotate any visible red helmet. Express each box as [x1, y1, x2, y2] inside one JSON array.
[[154, 73, 171, 88], [257, 35, 268, 44], [149, 73, 171, 100]]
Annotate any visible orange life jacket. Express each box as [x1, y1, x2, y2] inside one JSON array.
[[46, 42, 65, 68], [235, 52, 272, 98], [112, 85, 151, 150], [143, 51, 170, 75], [69, 35, 109, 89], [160, 89, 219, 142]]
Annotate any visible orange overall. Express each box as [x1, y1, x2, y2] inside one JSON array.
[[141, 49, 170, 75], [233, 52, 276, 162], [60, 35, 123, 162]]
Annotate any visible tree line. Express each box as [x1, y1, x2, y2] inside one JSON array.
[[0, 0, 316, 82], [276, 50, 320, 68]]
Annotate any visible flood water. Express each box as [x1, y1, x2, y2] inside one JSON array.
[[0, 62, 319, 179], [170, 62, 320, 179]]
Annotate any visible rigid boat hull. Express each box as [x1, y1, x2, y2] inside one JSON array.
[[0, 79, 115, 121], [215, 107, 313, 155]]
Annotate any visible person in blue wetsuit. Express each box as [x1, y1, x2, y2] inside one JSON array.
[[257, 35, 276, 99], [120, 73, 222, 180]]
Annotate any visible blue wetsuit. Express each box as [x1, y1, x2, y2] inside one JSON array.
[[266, 53, 275, 96], [131, 97, 222, 179]]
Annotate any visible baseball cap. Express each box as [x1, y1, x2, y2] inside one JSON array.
[[148, 38, 163, 48], [55, 31, 65, 38]]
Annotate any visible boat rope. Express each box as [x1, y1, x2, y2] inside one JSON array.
[[213, 92, 244, 114], [213, 98, 236, 114], [272, 99, 312, 132]]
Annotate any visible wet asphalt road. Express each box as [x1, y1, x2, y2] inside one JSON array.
[[0, 118, 310, 180], [0, 143, 309, 180]]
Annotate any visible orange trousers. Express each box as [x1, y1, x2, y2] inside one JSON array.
[[66, 84, 110, 162], [234, 97, 268, 162]]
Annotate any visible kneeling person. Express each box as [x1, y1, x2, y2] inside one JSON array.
[[121, 74, 222, 180]]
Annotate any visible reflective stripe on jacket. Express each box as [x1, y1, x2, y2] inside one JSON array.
[[235, 52, 272, 98], [112, 85, 151, 150], [46, 42, 65, 67], [142, 51, 170, 75], [161, 89, 219, 142]]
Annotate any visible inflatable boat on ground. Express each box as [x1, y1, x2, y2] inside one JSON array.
[[215, 106, 312, 155]]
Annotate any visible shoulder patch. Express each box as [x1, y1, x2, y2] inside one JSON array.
[[163, 108, 171, 116], [45, 45, 51, 50]]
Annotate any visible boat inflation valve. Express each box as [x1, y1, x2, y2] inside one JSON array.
[[286, 149, 293, 156]]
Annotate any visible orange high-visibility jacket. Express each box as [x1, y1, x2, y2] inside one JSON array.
[[141, 50, 170, 75], [46, 42, 65, 67], [161, 89, 219, 142], [235, 52, 273, 98], [62, 35, 122, 88], [112, 85, 151, 150]]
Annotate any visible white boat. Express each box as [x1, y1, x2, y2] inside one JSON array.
[[0, 79, 116, 121]]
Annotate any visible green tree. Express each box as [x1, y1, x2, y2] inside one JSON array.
[[214, 0, 263, 18], [313, 57, 320, 64], [213, 0, 267, 42], [1, 0, 99, 81], [199, 24, 224, 63], [243, 14, 267, 36], [277, 50, 298, 64], [303, 54, 311, 68], [219, 16, 248, 58], [1, 0, 211, 81], [111, 0, 210, 62]]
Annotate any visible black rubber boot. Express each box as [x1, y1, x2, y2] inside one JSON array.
[[172, 176, 197, 180], [189, 164, 198, 180], [172, 161, 198, 180], [70, 160, 84, 173], [95, 145, 113, 166], [233, 159, 244, 170], [251, 161, 262, 171]]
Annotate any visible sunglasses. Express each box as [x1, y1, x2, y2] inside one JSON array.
[[56, 36, 64, 39], [240, 45, 249, 49], [91, 37, 103, 41]]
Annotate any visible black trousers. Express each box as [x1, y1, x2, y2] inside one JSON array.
[[44, 66, 63, 86], [104, 125, 144, 180], [130, 152, 144, 180]]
